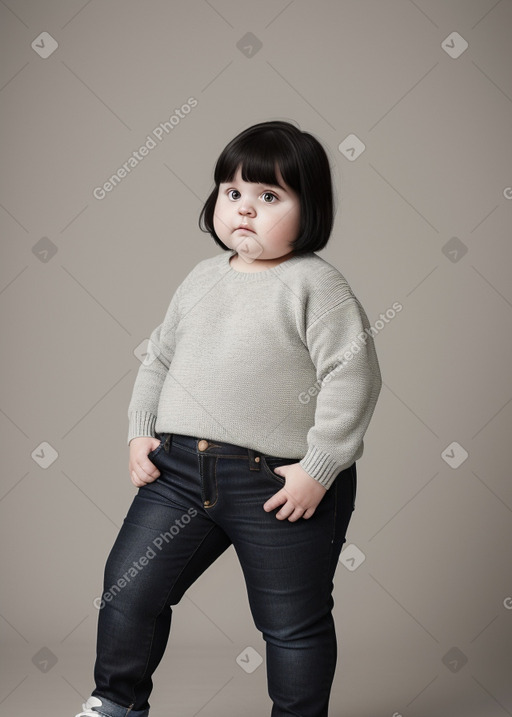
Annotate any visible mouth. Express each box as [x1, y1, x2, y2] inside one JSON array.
[[235, 226, 255, 233]]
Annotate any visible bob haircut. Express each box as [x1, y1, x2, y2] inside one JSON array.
[[198, 120, 334, 254]]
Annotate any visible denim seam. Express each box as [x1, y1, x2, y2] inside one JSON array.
[[352, 465, 357, 510], [332, 478, 338, 541], [198, 453, 207, 506], [328, 478, 338, 559], [318, 477, 338, 610], [204, 455, 219, 508]]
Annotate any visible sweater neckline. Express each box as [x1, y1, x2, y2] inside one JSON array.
[[219, 249, 313, 282]]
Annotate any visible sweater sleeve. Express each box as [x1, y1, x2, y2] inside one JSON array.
[[299, 297, 382, 489], [127, 285, 182, 445]]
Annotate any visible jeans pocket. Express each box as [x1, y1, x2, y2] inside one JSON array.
[[260, 456, 295, 485], [147, 439, 163, 461]]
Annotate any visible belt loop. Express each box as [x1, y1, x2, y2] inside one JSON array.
[[163, 433, 172, 453], [247, 448, 261, 471]]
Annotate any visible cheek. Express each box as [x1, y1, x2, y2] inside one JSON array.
[[214, 202, 236, 240], [213, 199, 226, 226], [289, 209, 301, 234], [212, 209, 224, 237], [269, 206, 300, 239], [213, 198, 223, 217]]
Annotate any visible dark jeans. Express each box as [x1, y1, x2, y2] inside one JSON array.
[[90, 433, 356, 717]]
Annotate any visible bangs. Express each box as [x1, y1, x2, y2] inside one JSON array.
[[213, 134, 299, 191]]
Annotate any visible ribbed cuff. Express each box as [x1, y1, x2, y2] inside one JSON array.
[[127, 411, 157, 446], [300, 446, 348, 490]]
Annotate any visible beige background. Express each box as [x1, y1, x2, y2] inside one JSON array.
[[1, 1, 511, 716]]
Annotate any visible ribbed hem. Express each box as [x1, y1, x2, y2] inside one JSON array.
[[300, 446, 349, 489], [127, 411, 157, 445]]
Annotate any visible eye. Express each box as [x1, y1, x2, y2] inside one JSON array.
[[262, 192, 277, 203], [227, 189, 241, 200]]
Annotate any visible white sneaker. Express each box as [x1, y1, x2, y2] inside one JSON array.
[[74, 695, 105, 717]]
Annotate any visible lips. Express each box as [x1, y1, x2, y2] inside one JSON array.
[[236, 225, 255, 232]]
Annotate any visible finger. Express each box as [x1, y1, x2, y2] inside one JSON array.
[[275, 501, 296, 521], [286, 506, 307, 522], [280, 484, 306, 508], [136, 457, 161, 479], [263, 490, 286, 512], [141, 473, 159, 484], [131, 470, 146, 487], [131, 469, 157, 487], [287, 511, 301, 522], [144, 455, 161, 472]]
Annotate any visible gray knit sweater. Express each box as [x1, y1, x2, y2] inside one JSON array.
[[127, 250, 382, 489]]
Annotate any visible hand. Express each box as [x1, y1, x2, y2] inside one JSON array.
[[263, 462, 327, 521], [129, 436, 162, 487]]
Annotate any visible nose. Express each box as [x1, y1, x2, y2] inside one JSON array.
[[238, 201, 256, 216]]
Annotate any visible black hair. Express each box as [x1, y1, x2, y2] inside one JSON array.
[[198, 120, 334, 254]]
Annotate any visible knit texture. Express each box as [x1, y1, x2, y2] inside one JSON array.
[[127, 250, 382, 489]]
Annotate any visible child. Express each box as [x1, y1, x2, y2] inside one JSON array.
[[75, 120, 382, 717]]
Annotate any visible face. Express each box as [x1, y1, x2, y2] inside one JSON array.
[[213, 165, 301, 263]]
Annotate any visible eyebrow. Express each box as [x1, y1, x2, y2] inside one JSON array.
[[222, 179, 288, 193]]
